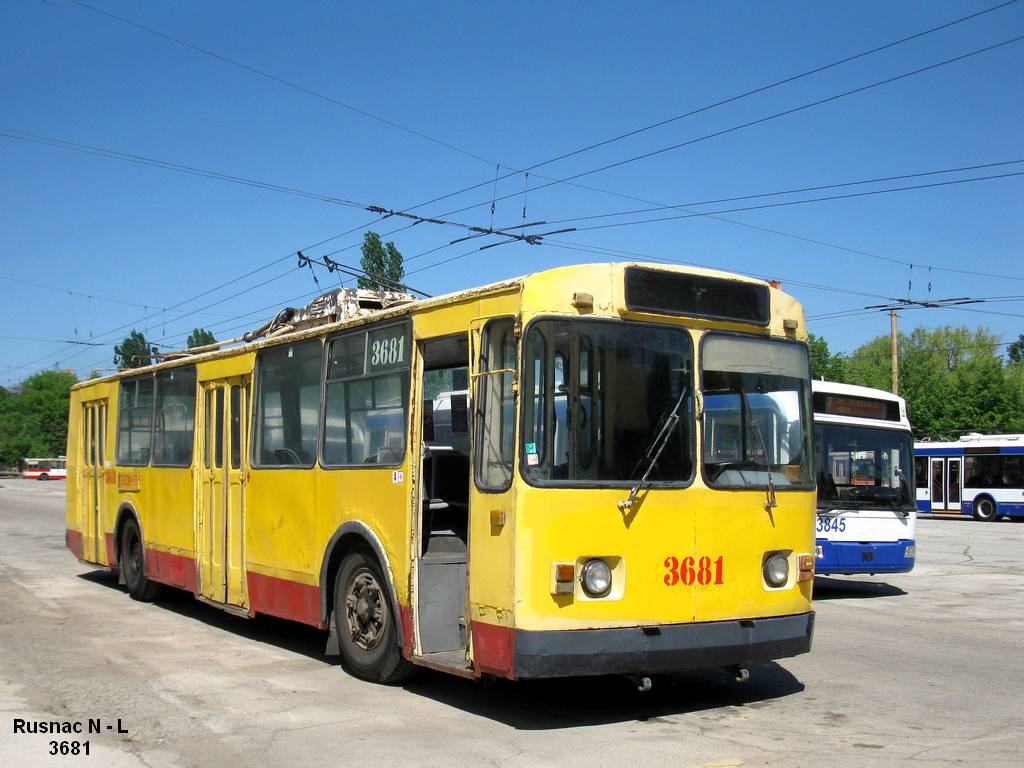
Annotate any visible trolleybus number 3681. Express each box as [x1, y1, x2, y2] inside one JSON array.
[[663, 555, 725, 586]]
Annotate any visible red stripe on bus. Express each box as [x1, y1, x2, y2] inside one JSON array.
[[400, 604, 414, 657], [470, 620, 515, 679], [246, 571, 324, 628], [66, 529, 83, 559], [105, 532, 117, 567], [144, 548, 197, 593]]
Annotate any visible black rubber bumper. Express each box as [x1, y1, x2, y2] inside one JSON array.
[[513, 612, 814, 679]]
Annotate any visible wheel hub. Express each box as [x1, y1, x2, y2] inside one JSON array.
[[345, 569, 387, 651]]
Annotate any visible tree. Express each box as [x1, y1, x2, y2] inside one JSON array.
[[807, 333, 846, 382], [114, 330, 153, 369], [358, 231, 405, 290], [1007, 333, 1024, 364], [844, 324, 1023, 439], [187, 328, 217, 349], [0, 370, 77, 465]]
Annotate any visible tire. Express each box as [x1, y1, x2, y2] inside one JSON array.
[[972, 496, 999, 522], [334, 550, 414, 684], [119, 518, 163, 601], [38, 473, 49, 481]]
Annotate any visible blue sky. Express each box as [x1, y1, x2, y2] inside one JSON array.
[[2, 0, 1022, 385]]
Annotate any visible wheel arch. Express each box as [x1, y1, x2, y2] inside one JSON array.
[[113, 502, 144, 573], [320, 521, 405, 649]]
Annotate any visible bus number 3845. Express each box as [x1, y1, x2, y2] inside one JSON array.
[[663, 556, 725, 586]]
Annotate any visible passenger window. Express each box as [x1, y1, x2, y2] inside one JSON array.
[[323, 323, 410, 466], [116, 377, 154, 466], [254, 339, 322, 467], [152, 366, 197, 467]]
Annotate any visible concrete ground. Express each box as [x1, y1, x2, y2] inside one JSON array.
[[0, 479, 1021, 768]]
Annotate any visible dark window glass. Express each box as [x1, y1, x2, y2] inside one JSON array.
[[230, 385, 242, 470], [152, 366, 196, 467], [116, 377, 154, 466], [702, 335, 812, 489], [965, 454, 1024, 489], [323, 324, 409, 466], [214, 388, 224, 469], [813, 423, 914, 511], [624, 266, 769, 326], [914, 456, 928, 489], [254, 339, 322, 467], [476, 318, 516, 490], [931, 461, 944, 503], [522, 319, 693, 486]]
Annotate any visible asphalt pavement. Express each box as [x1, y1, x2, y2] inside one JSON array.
[[0, 478, 1021, 767]]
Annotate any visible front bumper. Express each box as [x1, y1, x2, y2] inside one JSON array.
[[816, 539, 915, 575], [513, 612, 814, 679]]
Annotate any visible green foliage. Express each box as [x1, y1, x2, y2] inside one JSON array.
[[1008, 334, 1024, 364], [114, 329, 153, 369], [807, 333, 847, 382], [843, 325, 1024, 440], [187, 328, 217, 349], [358, 231, 405, 290], [0, 370, 77, 465]]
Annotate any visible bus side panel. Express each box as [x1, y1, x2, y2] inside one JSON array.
[[245, 469, 320, 625], [143, 467, 196, 591], [65, 388, 84, 559], [316, 466, 413, 612]]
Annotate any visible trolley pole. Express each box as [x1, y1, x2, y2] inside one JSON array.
[[890, 309, 899, 396]]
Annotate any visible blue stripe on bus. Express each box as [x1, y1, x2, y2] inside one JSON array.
[[915, 447, 965, 456], [815, 539, 915, 575], [1000, 446, 1024, 455]]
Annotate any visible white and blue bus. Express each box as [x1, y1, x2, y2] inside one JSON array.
[[914, 434, 1024, 521], [812, 382, 916, 575]]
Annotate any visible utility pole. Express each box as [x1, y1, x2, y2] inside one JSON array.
[[890, 309, 899, 396]]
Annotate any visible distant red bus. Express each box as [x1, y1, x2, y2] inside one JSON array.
[[19, 457, 67, 480]]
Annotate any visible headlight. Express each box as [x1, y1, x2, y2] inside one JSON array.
[[763, 553, 789, 587], [580, 559, 612, 597]]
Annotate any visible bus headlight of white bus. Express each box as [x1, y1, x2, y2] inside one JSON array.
[[580, 559, 613, 597], [763, 552, 790, 587]]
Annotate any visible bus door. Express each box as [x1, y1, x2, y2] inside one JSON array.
[[80, 399, 108, 563], [930, 457, 961, 512], [198, 378, 250, 607], [414, 334, 472, 663]]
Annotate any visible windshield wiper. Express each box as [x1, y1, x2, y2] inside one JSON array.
[[618, 382, 689, 515], [738, 382, 777, 510]]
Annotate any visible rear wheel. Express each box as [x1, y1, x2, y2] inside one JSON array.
[[38, 473, 49, 481], [120, 518, 163, 601], [973, 497, 999, 522], [334, 551, 413, 684]]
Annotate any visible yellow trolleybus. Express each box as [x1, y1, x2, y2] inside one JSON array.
[[66, 262, 816, 685]]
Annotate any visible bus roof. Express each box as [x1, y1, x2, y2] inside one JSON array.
[[74, 261, 802, 390], [915, 433, 1024, 451], [811, 380, 911, 431]]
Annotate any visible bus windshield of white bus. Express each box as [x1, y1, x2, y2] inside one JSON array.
[[815, 424, 914, 511]]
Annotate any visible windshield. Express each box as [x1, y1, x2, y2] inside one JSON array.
[[701, 334, 813, 489], [522, 319, 694, 486], [814, 423, 915, 510]]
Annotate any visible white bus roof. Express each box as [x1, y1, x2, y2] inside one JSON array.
[[915, 433, 1024, 450], [811, 380, 911, 431]]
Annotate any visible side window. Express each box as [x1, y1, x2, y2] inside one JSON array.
[[914, 456, 927, 489], [475, 318, 516, 491], [323, 323, 410, 466], [254, 339, 322, 467], [152, 366, 197, 467], [116, 377, 154, 466]]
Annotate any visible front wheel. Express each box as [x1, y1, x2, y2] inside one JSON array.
[[119, 518, 163, 601], [334, 551, 413, 684], [973, 496, 999, 522], [38, 473, 49, 481]]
